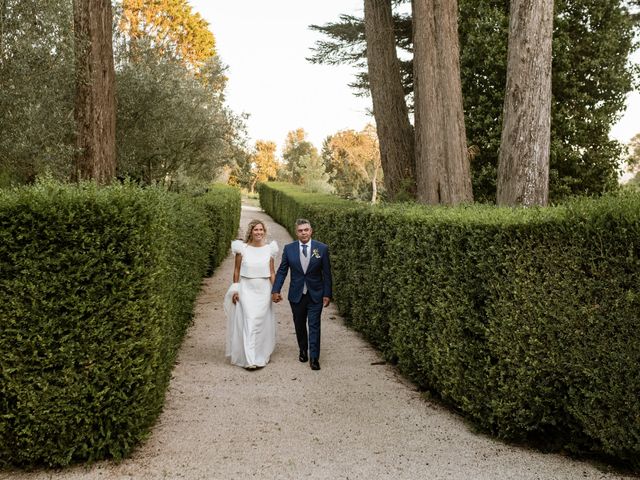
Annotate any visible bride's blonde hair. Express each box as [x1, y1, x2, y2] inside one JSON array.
[[244, 219, 267, 243]]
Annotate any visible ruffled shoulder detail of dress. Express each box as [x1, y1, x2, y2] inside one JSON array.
[[231, 239, 245, 255], [269, 240, 279, 258]]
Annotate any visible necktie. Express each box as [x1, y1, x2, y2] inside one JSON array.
[[302, 244, 308, 257]]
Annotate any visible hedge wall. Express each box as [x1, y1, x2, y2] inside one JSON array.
[[258, 182, 640, 468], [0, 181, 239, 467], [194, 184, 241, 273], [258, 182, 354, 238]]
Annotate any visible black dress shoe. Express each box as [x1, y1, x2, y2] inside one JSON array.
[[310, 358, 320, 370], [299, 350, 308, 363]]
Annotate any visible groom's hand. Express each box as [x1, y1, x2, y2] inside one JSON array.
[[323, 296, 331, 307], [271, 293, 282, 303]]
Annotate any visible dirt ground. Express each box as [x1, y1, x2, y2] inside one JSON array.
[[1, 205, 634, 480]]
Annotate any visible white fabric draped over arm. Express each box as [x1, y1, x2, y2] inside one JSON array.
[[223, 282, 241, 356]]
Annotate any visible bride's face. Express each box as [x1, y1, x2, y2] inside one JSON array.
[[251, 223, 265, 242]]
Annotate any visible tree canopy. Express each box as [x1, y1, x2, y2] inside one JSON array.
[[0, 0, 76, 185], [0, 0, 244, 188], [120, 0, 216, 73], [310, 0, 639, 202], [281, 128, 321, 185], [322, 124, 382, 202], [249, 140, 279, 192]]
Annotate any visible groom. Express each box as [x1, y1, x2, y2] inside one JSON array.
[[272, 218, 332, 371]]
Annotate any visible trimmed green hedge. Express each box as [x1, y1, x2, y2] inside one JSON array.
[[0, 181, 239, 467], [258, 182, 355, 238], [194, 184, 241, 273], [259, 182, 640, 468]]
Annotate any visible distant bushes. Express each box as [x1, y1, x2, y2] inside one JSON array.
[[0, 181, 239, 467], [259, 182, 640, 469]]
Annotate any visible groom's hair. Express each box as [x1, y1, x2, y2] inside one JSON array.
[[295, 218, 311, 228]]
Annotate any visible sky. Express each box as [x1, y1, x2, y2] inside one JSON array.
[[189, 0, 371, 153], [189, 1, 639, 156]]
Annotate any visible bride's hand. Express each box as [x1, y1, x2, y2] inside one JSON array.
[[232, 293, 239, 304]]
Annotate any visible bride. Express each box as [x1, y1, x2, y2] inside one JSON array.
[[224, 219, 278, 369]]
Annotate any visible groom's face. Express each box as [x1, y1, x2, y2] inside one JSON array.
[[296, 223, 312, 243]]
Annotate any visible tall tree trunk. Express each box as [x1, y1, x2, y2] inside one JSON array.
[[413, 0, 473, 205], [73, 0, 116, 184], [496, 0, 553, 206], [364, 0, 415, 200]]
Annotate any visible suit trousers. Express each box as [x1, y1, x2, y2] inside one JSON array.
[[290, 293, 323, 359]]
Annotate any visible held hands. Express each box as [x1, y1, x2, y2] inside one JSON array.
[[232, 293, 239, 304], [269, 293, 328, 305]]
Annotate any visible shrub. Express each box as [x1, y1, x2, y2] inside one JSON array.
[[194, 184, 241, 273], [259, 182, 640, 469], [0, 181, 239, 467]]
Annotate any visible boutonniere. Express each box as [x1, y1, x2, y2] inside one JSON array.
[[312, 248, 321, 259]]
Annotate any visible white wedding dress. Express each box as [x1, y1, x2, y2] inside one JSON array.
[[224, 240, 278, 368]]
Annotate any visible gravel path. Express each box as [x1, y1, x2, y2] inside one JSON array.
[[2, 205, 634, 480]]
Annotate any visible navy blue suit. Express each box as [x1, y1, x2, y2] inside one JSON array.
[[272, 240, 332, 359]]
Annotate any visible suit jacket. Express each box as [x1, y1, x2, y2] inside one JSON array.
[[272, 239, 332, 304]]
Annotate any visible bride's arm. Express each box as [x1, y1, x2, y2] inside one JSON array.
[[233, 253, 241, 283], [231, 254, 242, 303], [269, 257, 275, 284]]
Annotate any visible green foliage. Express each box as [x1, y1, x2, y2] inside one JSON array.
[[226, 148, 253, 191], [227, 141, 279, 193], [193, 184, 241, 273], [298, 154, 333, 194], [0, 181, 239, 467], [310, 0, 639, 202], [260, 182, 640, 469], [457, 0, 508, 202], [280, 129, 321, 185], [545, 0, 634, 199], [321, 125, 383, 202], [0, 0, 76, 185], [309, 11, 412, 96], [114, 41, 244, 186], [0, 1, 246, 186], [627, 132, 640, 168], [120, 0, 217, 74], [258, 182, 355, 239]]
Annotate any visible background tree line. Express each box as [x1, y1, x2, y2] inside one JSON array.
[[228, 125, 383, 203], [2, 0, 637, 203], [309, 0, 639, 204], [0, 0, 246, 189]]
